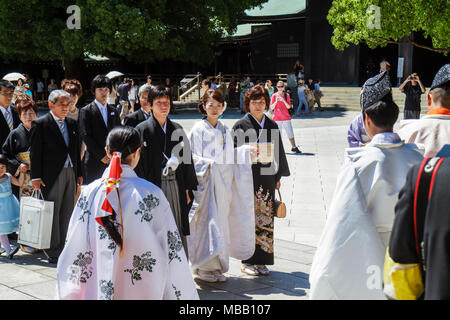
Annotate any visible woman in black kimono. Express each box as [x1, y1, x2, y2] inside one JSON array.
[[232, 85, 290, 276], [135, 85, 198, 257], [2, 97, 38, 197], [2, 97, 39, 254]]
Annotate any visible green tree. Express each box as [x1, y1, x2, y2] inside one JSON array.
[[0, 0, 268, 76], [327, 0, 450, 55]]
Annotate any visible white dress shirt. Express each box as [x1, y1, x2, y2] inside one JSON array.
[[94, 99, 108, 126]]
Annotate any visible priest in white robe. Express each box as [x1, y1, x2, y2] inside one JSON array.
[[309, 72, 424, 300], [187, 90, 255, 283], [56, 127, 199, 300]]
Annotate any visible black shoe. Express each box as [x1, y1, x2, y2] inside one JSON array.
[[47, 257, 58, 264], [291, 147, 302, 154], [7, 246, 20, 260], [7, 233, 18, 240]]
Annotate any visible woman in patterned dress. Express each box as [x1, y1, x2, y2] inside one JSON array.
[[232, 85, 290, 276]]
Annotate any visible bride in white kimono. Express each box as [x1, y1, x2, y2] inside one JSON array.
[[56, 127, 198, 300], [309, 72, 424, 300], [187, 90, 255, 282]]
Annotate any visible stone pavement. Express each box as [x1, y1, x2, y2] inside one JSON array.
[[0, 107, 359, 300]]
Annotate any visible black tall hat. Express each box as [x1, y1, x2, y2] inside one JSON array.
[[360, 71, 391, 110], [430, 64, 450, 91]]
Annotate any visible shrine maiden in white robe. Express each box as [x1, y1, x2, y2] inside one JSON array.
[[187, 119, 255, 275], [309, 133, 423, 300], [55, 165, 199, 300]]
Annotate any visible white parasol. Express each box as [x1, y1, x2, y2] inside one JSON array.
[[2, 72, 26, 82], [106, 71, 124, 79]]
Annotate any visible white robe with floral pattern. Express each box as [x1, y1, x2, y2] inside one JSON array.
[[55, 165, 199, 300], [187, 119, 255, 275]]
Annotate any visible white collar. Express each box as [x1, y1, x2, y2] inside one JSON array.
[[141, 108, 151, 117], [367, 132, 403, 147], [203, 118, 222, 130], [249, 113, 265, 128], [50, 111, 64, 122], [0, 105, 11, 116], [94, 99, 107, 109]]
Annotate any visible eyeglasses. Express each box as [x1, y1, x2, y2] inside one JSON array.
[[0, 91, 14, 97], [277, 86, 284, 88]]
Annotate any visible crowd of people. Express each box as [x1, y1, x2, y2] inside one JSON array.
[[0, 59, 448, 300], [224, 67, 323, 118], [0, 74, 292, 299]]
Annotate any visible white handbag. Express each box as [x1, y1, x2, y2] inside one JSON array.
[[18, 190, 54, 250]]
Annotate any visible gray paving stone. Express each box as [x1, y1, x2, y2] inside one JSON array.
[[0, 263, 54, 288], [14, 280, 56, 300], [0, 284, 36, 300]]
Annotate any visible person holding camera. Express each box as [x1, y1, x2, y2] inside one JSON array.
[[399, 73, 426, 119]]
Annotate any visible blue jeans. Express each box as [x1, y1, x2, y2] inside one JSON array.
[[296, 96, 308, 114]]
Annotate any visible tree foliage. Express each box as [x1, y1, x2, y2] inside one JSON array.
[[0, 0, 268, 66], [327, 0, 450, 55]]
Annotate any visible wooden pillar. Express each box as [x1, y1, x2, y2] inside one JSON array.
[[398, 35, 414, 81]]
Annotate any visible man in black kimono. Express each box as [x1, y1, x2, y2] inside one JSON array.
[[135, 85, 197, 256], [78, 75, 121, 184]]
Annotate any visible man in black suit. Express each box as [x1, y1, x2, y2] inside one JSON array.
[[0, 80, 20, 148], [30, 90, 83, 264], [123, 84, 152, 127], [78, 75, 121, 184]]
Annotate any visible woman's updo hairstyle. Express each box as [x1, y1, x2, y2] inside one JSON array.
[[197, 89, 225, 115], [106, 126, 142, 162]]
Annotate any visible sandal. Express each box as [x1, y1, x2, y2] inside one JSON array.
[[241, 264, 259, 276], [196, 270, 217, 283], [256, 265, 270, 276]]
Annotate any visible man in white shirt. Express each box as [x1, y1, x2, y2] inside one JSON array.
[[0, 80, 20, 148], [78, 75, 121, 184], [30, 90, 83, 264]]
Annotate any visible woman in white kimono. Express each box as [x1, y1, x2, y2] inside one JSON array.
[[187, 90, 255, 283], [56, 127, 199, 300]]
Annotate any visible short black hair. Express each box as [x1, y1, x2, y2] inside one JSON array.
[[148, 85, 171, 105], [91, 74, 112, 94], [106, 126, 142, 162], [0, 80, 14, 91], [363, 99, 399, 129], [0, 154, 8, 167]]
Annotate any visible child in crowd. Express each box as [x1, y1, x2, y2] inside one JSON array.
[[0, 154, 24, 259]]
